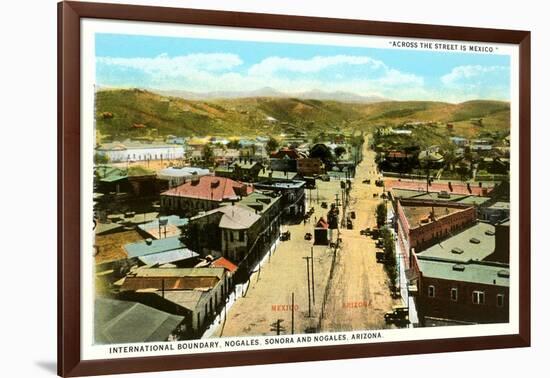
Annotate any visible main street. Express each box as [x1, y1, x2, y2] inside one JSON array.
[[207, 136, 397, 338], [320, 136, 398, 332]]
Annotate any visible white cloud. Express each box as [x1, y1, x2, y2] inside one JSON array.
[[97, 53, 243, 78], [441, 65, 509, 87], [248, 55, 384, 76]]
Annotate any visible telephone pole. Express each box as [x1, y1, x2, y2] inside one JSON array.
[[310, 247, 315, 304], [303, 256, 312, 317], [291, 292, 295, 334]]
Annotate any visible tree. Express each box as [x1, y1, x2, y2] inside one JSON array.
[[202, 144, 214, 166], [375, 202, 387, 228], [94, 152, 110, 165], [310, 143, 334, 169], [227, 140, 240, 149], [334, 146, 347, 159], [380, 227, 398, 289], [266, 137, 279, 154]]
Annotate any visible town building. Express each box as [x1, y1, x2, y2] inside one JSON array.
[[96, 141, 185, 162], [94, 298, 185, 344], [160, 176, 253, 217], [480, 202, 510, 223], [157, 166, 212, 189], [412, 221, 510, 325], [182, 192, 282, 281], [270, 148, 303, 172], [124, 236, 199, 267], [116, 266, 231, 337], [395, 199, 477, 264], [297, 157, 325, 176], [254, 180, 306, 222], [214, 160, 264, 182]]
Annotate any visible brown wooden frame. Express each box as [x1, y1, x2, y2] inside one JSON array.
[[58, 1, 531, 376]]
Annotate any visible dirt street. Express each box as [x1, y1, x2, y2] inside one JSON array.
[[208, 136, 397, 338], [320, 137, 398, 332]]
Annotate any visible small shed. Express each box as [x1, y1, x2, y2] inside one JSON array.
[[314, 217, 329, 245]]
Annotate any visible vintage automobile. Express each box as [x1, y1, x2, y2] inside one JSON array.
[[321, 202, 328, 209], [304, 232, 312, 241], [280, 231, 291, 241], [360, 227, 371, 236], [384, 306, 409, 325]]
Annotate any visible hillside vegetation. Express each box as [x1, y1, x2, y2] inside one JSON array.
[[95, 88, 510, 143]]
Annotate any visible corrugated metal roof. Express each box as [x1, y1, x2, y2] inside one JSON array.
[[125, 236, 185, 258], [94, 298, 184, 344], [138, 249, 198, 266]]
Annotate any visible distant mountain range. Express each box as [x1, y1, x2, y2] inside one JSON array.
[[148, 86, 387, 103]]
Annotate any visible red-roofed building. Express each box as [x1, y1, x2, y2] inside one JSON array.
[[270, 148, 301, 160], [160, 176, 253, 217], [314, 216, 329, 245], [211, 257, 238, 274]]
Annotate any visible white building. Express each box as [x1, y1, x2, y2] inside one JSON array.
[[157, 166, 212, 188], [96, 141, 185, 162]]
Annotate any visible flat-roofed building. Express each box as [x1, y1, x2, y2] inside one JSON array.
[[412, 221, 510, 325], [395, 199, 477, 263]]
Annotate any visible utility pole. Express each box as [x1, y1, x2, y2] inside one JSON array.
[[291, 292, 295, 334], [270, 319, 285, 335], [310, 247, 315, 304], [303, 256, 312, 317]]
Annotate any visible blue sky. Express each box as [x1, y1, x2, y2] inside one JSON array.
[[96, 33, 510, 103]]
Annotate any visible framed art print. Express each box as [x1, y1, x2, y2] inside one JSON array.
[[58, 1, 531, 376]]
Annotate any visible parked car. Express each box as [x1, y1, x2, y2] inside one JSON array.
[[304, 232, 312, 241], [384, 306, 409, 325], [280, 231, 291, 241], [360, 227, 371, 236]]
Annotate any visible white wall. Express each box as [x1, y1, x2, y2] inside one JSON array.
[[1, 0, 547, 377]]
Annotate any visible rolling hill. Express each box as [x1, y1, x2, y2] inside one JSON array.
[[95, 88, 510, 143]]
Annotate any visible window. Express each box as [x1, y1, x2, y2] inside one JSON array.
[[451, 288, 458, 302], [230, 232, 234, 242], [497, 294, 505, 307], [239, 230, 245, 242], [472, 291, 485, 304], [428, 285, 435, 297]]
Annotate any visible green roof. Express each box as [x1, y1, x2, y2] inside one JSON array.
[[96, 165, 127, 183], [417, 222, 496, 263], [455, 196, 492, 206], [258, 170, 298, 180], [94, 298, 184, 344], [236, 191, 280, 214], [418, 259, 509, 287]]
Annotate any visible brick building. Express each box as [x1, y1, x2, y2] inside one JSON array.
[[412, 221, 510, 325], [395, 199, 476, 264], [297, 157, 325, 176]]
